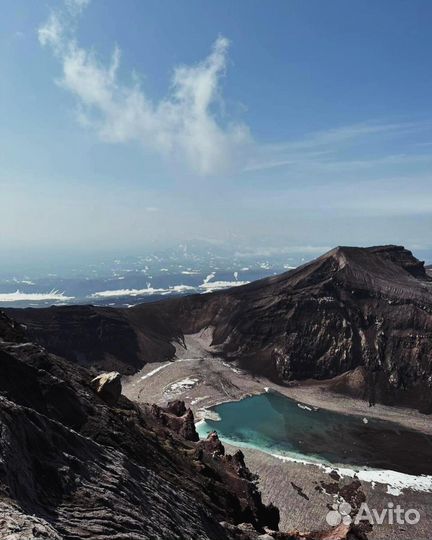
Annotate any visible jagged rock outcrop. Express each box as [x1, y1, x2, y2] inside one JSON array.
[[150, 400, 199, 442], [0, 315, 283, 539], [196, 430, 226, 458], [7, 245, 432, 412], [90, 370, 122, 404]]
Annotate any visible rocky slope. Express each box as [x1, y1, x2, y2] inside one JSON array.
[[7, 245, 432, 412], [0, 310, 367, 540]]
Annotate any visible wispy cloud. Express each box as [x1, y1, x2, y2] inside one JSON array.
[[269, 121, 423, 151], [38, 2, 431, 182], [38, 1, 250, 175], [246, 121, 431, 172]]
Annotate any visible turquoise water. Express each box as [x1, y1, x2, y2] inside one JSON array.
[[196, 392, 432, 475]]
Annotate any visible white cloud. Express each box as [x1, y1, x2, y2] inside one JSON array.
[[90, 279, 251, 298], [38, 2, 250, 175], [38, 13, 62, 49], [199, 280, 249, 293], [66, 0, 90, 12], [0, 290, 74, 303], [91, 284, 195, 298], [37, 2, 432, 183]]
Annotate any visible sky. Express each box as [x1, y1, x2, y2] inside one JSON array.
[[1, 0, 432, 260]]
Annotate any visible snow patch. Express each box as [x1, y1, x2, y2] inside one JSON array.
[[269, 454, 432, 495], [140, 364, 171, 380], [387, 485, 403, 496], [169, 377, 198, 390], [197, 429, 432, 496], [165, 377, 199, 397], [222, 361, 243, 374]]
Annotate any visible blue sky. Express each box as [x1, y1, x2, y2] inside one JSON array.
[[1, 0, 432, 257]]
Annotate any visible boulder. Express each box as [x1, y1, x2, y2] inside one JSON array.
[[90, 371, 122, 404]]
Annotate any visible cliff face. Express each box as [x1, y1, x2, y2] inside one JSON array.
[[5, 304, 181, 375], [179, 245, 432, 412], [7, 245, 432, 412], [0, 311, 280, 539]]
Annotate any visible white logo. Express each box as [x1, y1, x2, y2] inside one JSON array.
[[326, 502, 352, 526], [325, 501, 420, 527]]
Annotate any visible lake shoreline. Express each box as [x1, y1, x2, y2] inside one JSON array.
[[196, 391, 432, 477], [124, 330, 432, 437], [123, 331, 432, 539]]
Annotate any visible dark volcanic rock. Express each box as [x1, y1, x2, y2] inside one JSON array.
[[0, 299, 368, 539], [0, 310, 24, 342], [137, 245, 432, 412], [150, 400, 199, 442], [0, 322, 283, 539], [6, 304, 182, 375], [7, 245, 432, 412], [164, 399, 187, 416], [197, 430, 226, 458]]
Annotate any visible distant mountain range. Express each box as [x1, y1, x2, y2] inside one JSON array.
[[8, 245, 432, 412]]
